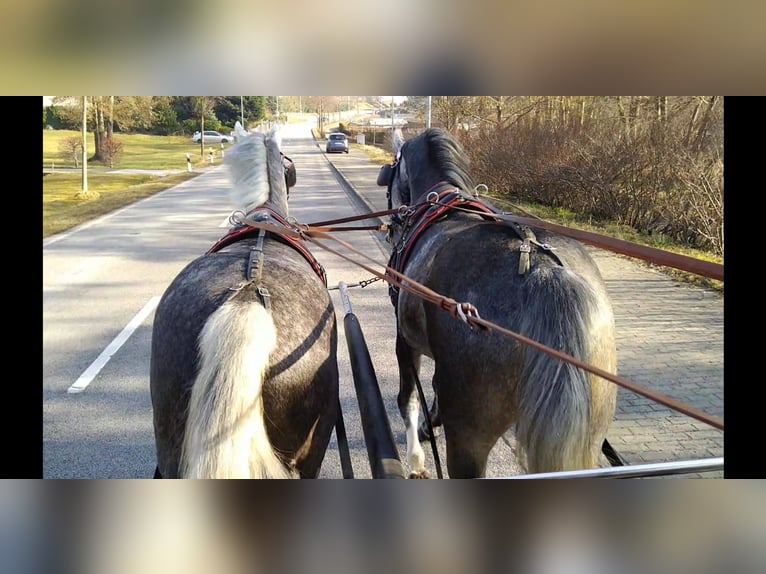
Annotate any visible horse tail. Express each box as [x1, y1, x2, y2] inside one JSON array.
[[514, 266, 615, 474], [180, 301, 296, 479]]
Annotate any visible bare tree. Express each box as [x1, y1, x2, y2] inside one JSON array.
[[59, 137, 82, 168]]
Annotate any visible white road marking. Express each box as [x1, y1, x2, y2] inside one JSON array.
[[67, 296, 161, 394]]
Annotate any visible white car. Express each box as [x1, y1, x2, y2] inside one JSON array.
[[192, 130, 231, 144]]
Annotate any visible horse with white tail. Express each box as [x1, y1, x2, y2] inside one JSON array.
[[150, 128, 339, 478]]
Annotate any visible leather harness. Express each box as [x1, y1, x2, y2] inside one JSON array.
[[386, 187, 565, 309], [207, 207, 328, 310]]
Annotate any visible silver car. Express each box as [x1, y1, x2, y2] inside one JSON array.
[[192, 130, 231, 144], [326, 133, 349, 154]]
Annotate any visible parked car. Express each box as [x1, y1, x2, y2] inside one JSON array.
[[192, 130, 231, 144], [326, 132, 349, 154]]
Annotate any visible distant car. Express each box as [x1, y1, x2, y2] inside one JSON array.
[[192, 130, 230, 144], [326, 133, 349, 154]]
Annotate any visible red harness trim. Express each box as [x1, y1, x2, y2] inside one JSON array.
[[207, 207, 327, 285], [389, 189, 498, 276]]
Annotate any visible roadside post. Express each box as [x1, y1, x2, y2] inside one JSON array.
[[186, 153, 192, 172]]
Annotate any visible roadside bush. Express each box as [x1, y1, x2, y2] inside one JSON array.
[[58, 137, 83, 168], [460, 115, 723, 256], [101, 137, 124, 168]]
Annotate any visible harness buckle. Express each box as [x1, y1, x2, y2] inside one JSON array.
[[257, 286, 272, 312], [518, 241, 531, 275]]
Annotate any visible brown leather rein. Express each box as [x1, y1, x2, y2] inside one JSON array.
[[307, 203, 723, 282], [232, 209, 724, 432]]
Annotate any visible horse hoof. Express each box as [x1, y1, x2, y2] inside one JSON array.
[[408, 470, 430, 479]]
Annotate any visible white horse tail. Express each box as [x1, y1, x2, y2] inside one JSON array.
[[180, 301, 296, 479], [514, 266, 616, 474]]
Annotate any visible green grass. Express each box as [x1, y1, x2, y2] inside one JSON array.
[[43, 171, 199, 237], [43, 129, 222, 238], [43, 129, 231, 170]]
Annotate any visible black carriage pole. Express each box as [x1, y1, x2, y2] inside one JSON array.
[[335, 398, 355, 479], [338, 282, 407, 479]]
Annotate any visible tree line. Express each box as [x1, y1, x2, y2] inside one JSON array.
[[399, 96, 723, 256], [44, 96, 723, 256]]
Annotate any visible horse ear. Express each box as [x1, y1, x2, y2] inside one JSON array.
[[393, 128, 405, 154], [269, 127, 283, 151], [234, 121, 249, 140]]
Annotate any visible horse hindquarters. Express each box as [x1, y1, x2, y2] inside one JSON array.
[[180, 301, 296, 479], [514, 266, 617, 474]]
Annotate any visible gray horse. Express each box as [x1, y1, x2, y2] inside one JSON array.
[[150, 129, 339, 478], [381, 128, 617, 478]]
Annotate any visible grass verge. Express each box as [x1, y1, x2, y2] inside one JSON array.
[[43, 171, 199, 238]]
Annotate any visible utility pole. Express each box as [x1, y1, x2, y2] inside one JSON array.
[[240, 96, 245, 128], [81, 96, 88, 192], [427, 96, 432, 128], [391, 96, 395, 133]]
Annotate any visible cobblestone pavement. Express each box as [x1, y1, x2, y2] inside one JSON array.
[[322, 139, 724, 478]]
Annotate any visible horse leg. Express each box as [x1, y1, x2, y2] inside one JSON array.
[[396, 334, 429, 478], [417, 395, 442, 442]]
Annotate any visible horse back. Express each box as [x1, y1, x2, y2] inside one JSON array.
[[404, 217, 615, 380]]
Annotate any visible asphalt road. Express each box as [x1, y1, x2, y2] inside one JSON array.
[[42, 121, 724, 479]]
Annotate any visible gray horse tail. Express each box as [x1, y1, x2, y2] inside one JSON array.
[[514, 266, 616, 473], [180, 301, 296, 478]]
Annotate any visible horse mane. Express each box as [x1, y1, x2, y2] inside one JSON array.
[[422, 128, 476, 192], [226, 128, 288, 214]]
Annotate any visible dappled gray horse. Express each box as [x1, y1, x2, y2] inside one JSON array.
[[381, 128, 617, 478], [150, 129, 339, 478]]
